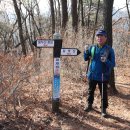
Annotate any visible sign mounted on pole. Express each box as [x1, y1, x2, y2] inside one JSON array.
[[54, 58, 60, 76], [32, 39, 54, 48], [32, 33, 81, 113], [53, 57, 60, 99], [61, 48, 81, 56], [52, 37, 62, 112]]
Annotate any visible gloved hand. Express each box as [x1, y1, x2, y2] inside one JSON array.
[[100, 55, 107, 62], [84, 44, 90, 52]]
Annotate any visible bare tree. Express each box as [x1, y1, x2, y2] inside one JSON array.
[[92, 0, 100, 44], [57, 0, 61, 28], [126, 0, 130, 31], [71, 0, 78, 32], [103, 0, 117, 93], [12, 0, 27, 56], [0, 11, 18, 54], [87, 0, 92, 28], [49, 0, 55, 34], [61, 0, 68, 29]]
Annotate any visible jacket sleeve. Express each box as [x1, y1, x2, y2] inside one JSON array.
[[105, 48, 115, 68], [84, 47, 91, 61]]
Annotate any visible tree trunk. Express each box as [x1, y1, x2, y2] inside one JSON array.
[[71, 0, 78, 32], [35, 0, 43, 35], [61, 0, 68, 29], [126, 0, 130, 32], [92, 0, 100, 44], [49, 0, 55, 34], [87, 0, 92, 28], [103, 0, 117, 93], [12, 0, 26, 56], [57, 0, 61, 28], [79, 0, 84, 27]]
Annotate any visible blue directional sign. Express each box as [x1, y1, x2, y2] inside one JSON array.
[[53, 58, 60, 100], [53, 75, 60, 99]]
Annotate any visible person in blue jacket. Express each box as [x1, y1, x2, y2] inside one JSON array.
[[84, 29, 115, 117]]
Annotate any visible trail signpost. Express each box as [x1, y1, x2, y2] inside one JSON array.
[[32, 33, 81, 113]]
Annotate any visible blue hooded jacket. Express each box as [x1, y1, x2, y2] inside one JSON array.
[[84, 44, 115, 82]]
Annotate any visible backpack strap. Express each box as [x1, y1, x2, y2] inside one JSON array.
[[91, 45, 96, 59], [86, 45, 96, 73], [85, 45, 96, 59]]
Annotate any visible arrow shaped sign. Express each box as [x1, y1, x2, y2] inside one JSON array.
[[61, 48, 81, 56], [32, 39, 54, 48]]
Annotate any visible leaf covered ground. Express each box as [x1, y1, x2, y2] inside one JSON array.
[[0, 54, 130, 130], [0, 75, 130, 129]]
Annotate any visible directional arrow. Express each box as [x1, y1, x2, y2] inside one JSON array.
[[32, 39, 54, 48], [61, 48, 81, 56]]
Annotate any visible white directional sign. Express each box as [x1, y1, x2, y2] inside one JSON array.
[[36, 39, 54, 47], [61, 48, 81, 56]]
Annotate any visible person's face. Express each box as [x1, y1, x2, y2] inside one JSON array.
[[96, 35, 107, 46]]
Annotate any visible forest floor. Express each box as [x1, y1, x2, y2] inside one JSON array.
[[0, 57, 130, 130]]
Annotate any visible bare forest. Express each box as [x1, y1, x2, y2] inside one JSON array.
[[0, 0, 130, 129]]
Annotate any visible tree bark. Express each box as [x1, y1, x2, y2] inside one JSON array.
[[87, 0, 92, 28], [49, 0, 55, 34], [126, 0, 130, 31], [79, 0, 84, 26], [61, 0, 68, 29], [103, 0, 117, 93], [71, 0, 78, 32], [12, 0, 26, 56], [92, 0, 100, 44]]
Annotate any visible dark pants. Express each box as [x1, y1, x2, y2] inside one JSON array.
[[87, 80, 108, 108]]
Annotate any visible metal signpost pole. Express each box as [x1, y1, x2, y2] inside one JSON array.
[[52, 33, 62, 112], [32, 33, 81, 113]]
